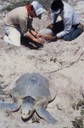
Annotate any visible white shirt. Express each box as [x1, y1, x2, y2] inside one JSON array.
[[51, 2, 80, 38]]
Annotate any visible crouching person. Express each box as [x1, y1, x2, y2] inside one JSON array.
[[3, 1, 46, 46]]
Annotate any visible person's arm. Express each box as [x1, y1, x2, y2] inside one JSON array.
[[47, 13, 58, 29], [19, 17, 28, 35], [30, 29, 43, 38], [56, 16, 72, 38], [51, 13, 58, 24], [29, 29, 38, 37], [44, 34, 58, 41]]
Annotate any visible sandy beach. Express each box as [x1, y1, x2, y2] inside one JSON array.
[[0, 1, 84, 128]]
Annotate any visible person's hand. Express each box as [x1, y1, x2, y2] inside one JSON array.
[[36, 34, 43, 38], [38, 37, 45, 44], [44, 34, 57, 41], [34, 37, 44, 44], [47, 24, 54, 29]]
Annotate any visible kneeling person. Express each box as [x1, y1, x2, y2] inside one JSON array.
[[48, 0, 83, 41]]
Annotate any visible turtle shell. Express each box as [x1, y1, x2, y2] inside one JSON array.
[[9, 73, 51, 101]]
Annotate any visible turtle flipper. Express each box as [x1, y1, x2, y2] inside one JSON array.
[[36, 106, 57, 124], [0, 100, 20, 111]]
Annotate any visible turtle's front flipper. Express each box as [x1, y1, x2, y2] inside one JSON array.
[[36, 106, 57, 124], [0, 100, 20, 111]]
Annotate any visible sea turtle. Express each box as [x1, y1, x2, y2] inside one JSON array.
[[0, 72, 57, 124]]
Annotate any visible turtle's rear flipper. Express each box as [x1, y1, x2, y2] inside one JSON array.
[[0, 100, 20, 112], [36, 106, 57, 124]]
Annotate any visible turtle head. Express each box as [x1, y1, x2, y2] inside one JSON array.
[[21, 97, 35, 120], [21, 107, 34, 120]]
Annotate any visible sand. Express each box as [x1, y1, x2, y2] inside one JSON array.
[[0, 1, 84, 128]]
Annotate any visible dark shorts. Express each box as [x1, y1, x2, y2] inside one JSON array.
[[21, 36, 43, 49], [52, 20, 83, 41]]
